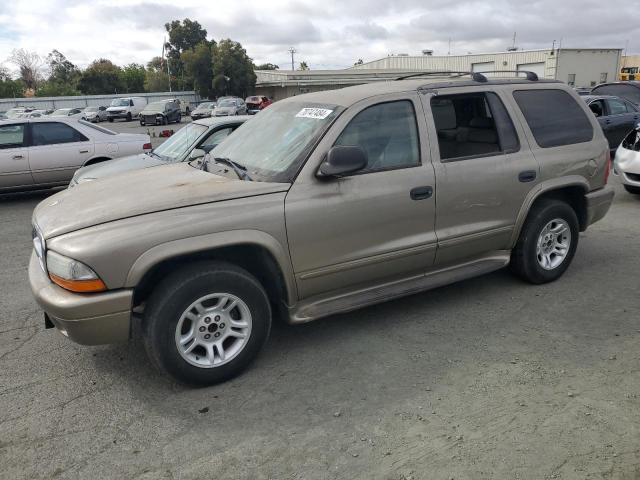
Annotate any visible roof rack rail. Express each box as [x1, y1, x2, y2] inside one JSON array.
[[396, 71, 488, 83], [474, 70, 539, 81]]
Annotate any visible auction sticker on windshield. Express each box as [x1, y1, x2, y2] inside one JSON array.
[[295, 108, 333, 120]]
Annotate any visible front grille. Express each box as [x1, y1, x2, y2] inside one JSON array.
[[627, 172, 640, 182], [144, 115, 157, 123]]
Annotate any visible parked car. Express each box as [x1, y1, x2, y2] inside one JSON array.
[[245, 96, 272, 114], [591, 81, 640, 106], [71, 116, 249, 185], [583, 95, 640, 156], [574, 87, 592, 96], [139, 100, 181, 126], [158, 98, 191, 116], [613, 126, 640, 194], [28, 73, 613, 385], [22, 110, 49, 118], [107, 97, 146, 122], [0, 118, 151, 192], [82, 106, 108, 123], [50, 108, 84, 118], [5, 107, 29, 119], [214, 97, 247, 116], [190, 101, 216, 120]]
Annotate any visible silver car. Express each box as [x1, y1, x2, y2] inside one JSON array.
[[50, 108, 84, 118], [81, 106, 108, 123], [614, 126, 640, 194], [214, 97, 247, 116]]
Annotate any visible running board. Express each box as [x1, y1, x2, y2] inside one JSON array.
[[288, 252, 510, 324]]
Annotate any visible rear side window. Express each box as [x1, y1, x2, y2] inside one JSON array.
[[606, 98, 630, 115], [513, 90, 593, 148], [31, 122, 88, 146], [431, 92, 519, 160], [335, 100, 420, 172], [0, 124, 25, 149]]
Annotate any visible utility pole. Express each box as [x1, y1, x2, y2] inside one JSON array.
[[288, 47, 297, 71]]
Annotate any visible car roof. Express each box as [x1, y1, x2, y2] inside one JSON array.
[[582, 95, 619, 101], [280, 76, 561, 107], [192, 115, 252, 127], [593, 81, 640, 89]]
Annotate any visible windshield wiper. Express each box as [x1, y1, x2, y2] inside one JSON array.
[[211, 156, 253, 181]]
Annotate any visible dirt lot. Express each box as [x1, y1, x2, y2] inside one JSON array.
[[0, 177, 639, 480]]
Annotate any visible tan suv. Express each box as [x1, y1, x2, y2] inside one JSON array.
[[29, 72, 614, 385]]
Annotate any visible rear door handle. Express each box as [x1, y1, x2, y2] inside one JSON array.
[[518, 170, 537, 183], [410, 186, 433, 200], [79, 149, 89, 154], [12, 155, 24, 160]]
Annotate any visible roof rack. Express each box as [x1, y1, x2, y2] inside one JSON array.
[[396, 70, 540, 83], [396, 71, 488, 83]]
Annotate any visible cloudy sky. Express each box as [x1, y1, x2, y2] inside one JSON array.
[[0, 0, 639, 72]]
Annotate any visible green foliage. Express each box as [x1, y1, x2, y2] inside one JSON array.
[[255, 63, 279, 70], [144, 70, 170, 92], [36, 81, 80, 97], [354, 59, 364, 66], [0, 72, 24, 99], [78, 59, 124, 94], [212, 39, 256, 98], [36, 50, 82, 96], [298, 61, 310, 71], [164, 18, 209, 91], [120, 63, 146, 93], [181, 41, 213, 98]]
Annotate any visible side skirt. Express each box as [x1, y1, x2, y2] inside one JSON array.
[[288, 251, 511, 324]]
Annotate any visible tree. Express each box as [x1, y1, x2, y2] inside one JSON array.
[[37, 50, 81, 97], [212, 39, 256, 98], [8, 49, 43, 91], [78, 59, 124, 94], [0, 67, 23, 99], [298, 61, 310, 71], [181, 41, 213, 98], [120, 63, 146, 93], [255, 63, 279, 71], [354, 59, 364, 66], [164, 18, 208, 90], [144, 70, 170, 92]]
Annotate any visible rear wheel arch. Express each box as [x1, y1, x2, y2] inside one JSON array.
[[83, 156, 112, 167], [511, 180, 589, 247]]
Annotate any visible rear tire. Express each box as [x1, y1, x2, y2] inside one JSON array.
[[108, 117, 113, 123], [510, 199, 579, 284], [142, 261, 272, 386], [623, 185, 640, 195]]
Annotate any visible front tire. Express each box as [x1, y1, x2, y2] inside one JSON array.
[[510, 199, 579, 284], [142, 262, 272, 386], [126, 112, 132, 122], [624, 185, 640, 195]]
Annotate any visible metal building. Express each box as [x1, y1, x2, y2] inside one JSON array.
[[256, 48, 622, 100]]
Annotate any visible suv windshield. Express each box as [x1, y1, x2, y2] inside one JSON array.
[[209, 101, 342, 182], [111, 99, 130, 107], [152, 123, 208, 162], [197, 102, 215, 110], [145, 102, 165, 111]]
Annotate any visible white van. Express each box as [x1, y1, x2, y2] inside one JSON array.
[[106, 97, 146, 122]]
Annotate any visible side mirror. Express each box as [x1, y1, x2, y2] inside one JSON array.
[[189, 148, 206, 160], [201, 144, 216, 153], [318, 145, 368, 177]]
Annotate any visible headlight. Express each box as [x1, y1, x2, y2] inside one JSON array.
[[46, 251, 107, 293]]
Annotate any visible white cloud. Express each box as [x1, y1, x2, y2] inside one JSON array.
[[0, 0, 638, 73]]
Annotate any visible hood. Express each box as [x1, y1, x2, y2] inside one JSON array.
[[74, 153, 162, 183], [215, 106, 236, 113], [107, 106, 126, 112], [141, 107, 164, 115], [34, 162, 290, 239]]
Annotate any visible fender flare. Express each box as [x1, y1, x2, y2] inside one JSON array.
[[124, 229, 298, 305]]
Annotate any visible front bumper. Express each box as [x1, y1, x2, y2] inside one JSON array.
[[28, 252, 133, 345], [585, 185, 615, 227], [614, 145, 640, 187]]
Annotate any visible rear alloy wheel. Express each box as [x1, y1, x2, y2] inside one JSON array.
[[510, 199, 579, 284], [142, 262, 272, 385]]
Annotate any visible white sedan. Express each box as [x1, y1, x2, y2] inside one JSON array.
[[0, 117, 151, 192], [614, 126, 640, 195]]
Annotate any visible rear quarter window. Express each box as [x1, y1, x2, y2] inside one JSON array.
[[513, 89, 593, 148]]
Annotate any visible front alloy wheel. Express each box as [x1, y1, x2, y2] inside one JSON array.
[[142, 262, 272, 385], [536, 218, 571, 270]]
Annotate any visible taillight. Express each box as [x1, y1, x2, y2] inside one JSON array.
[[143, 142, 152, 151], [604, 150, 611, 184]]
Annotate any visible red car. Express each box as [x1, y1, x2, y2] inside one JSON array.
[[245, 96, 272, 115]]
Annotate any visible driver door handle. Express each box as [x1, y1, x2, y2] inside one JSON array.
[[410, 186, 433, 200], [12, 155, 24, 160], [79, 149, 89, 154]]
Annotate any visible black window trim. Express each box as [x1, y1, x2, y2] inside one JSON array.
[[431, 91, 521, 164], [27, 121, 90, 147], [605, 97, 633, 117], [332, 98, 423, 177]]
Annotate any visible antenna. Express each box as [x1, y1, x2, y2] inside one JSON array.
[[507, 32, 518, 51], [288, 47, 297, 71]]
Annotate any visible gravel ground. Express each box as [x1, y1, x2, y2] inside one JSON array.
[[0, 176, 639, 480]]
